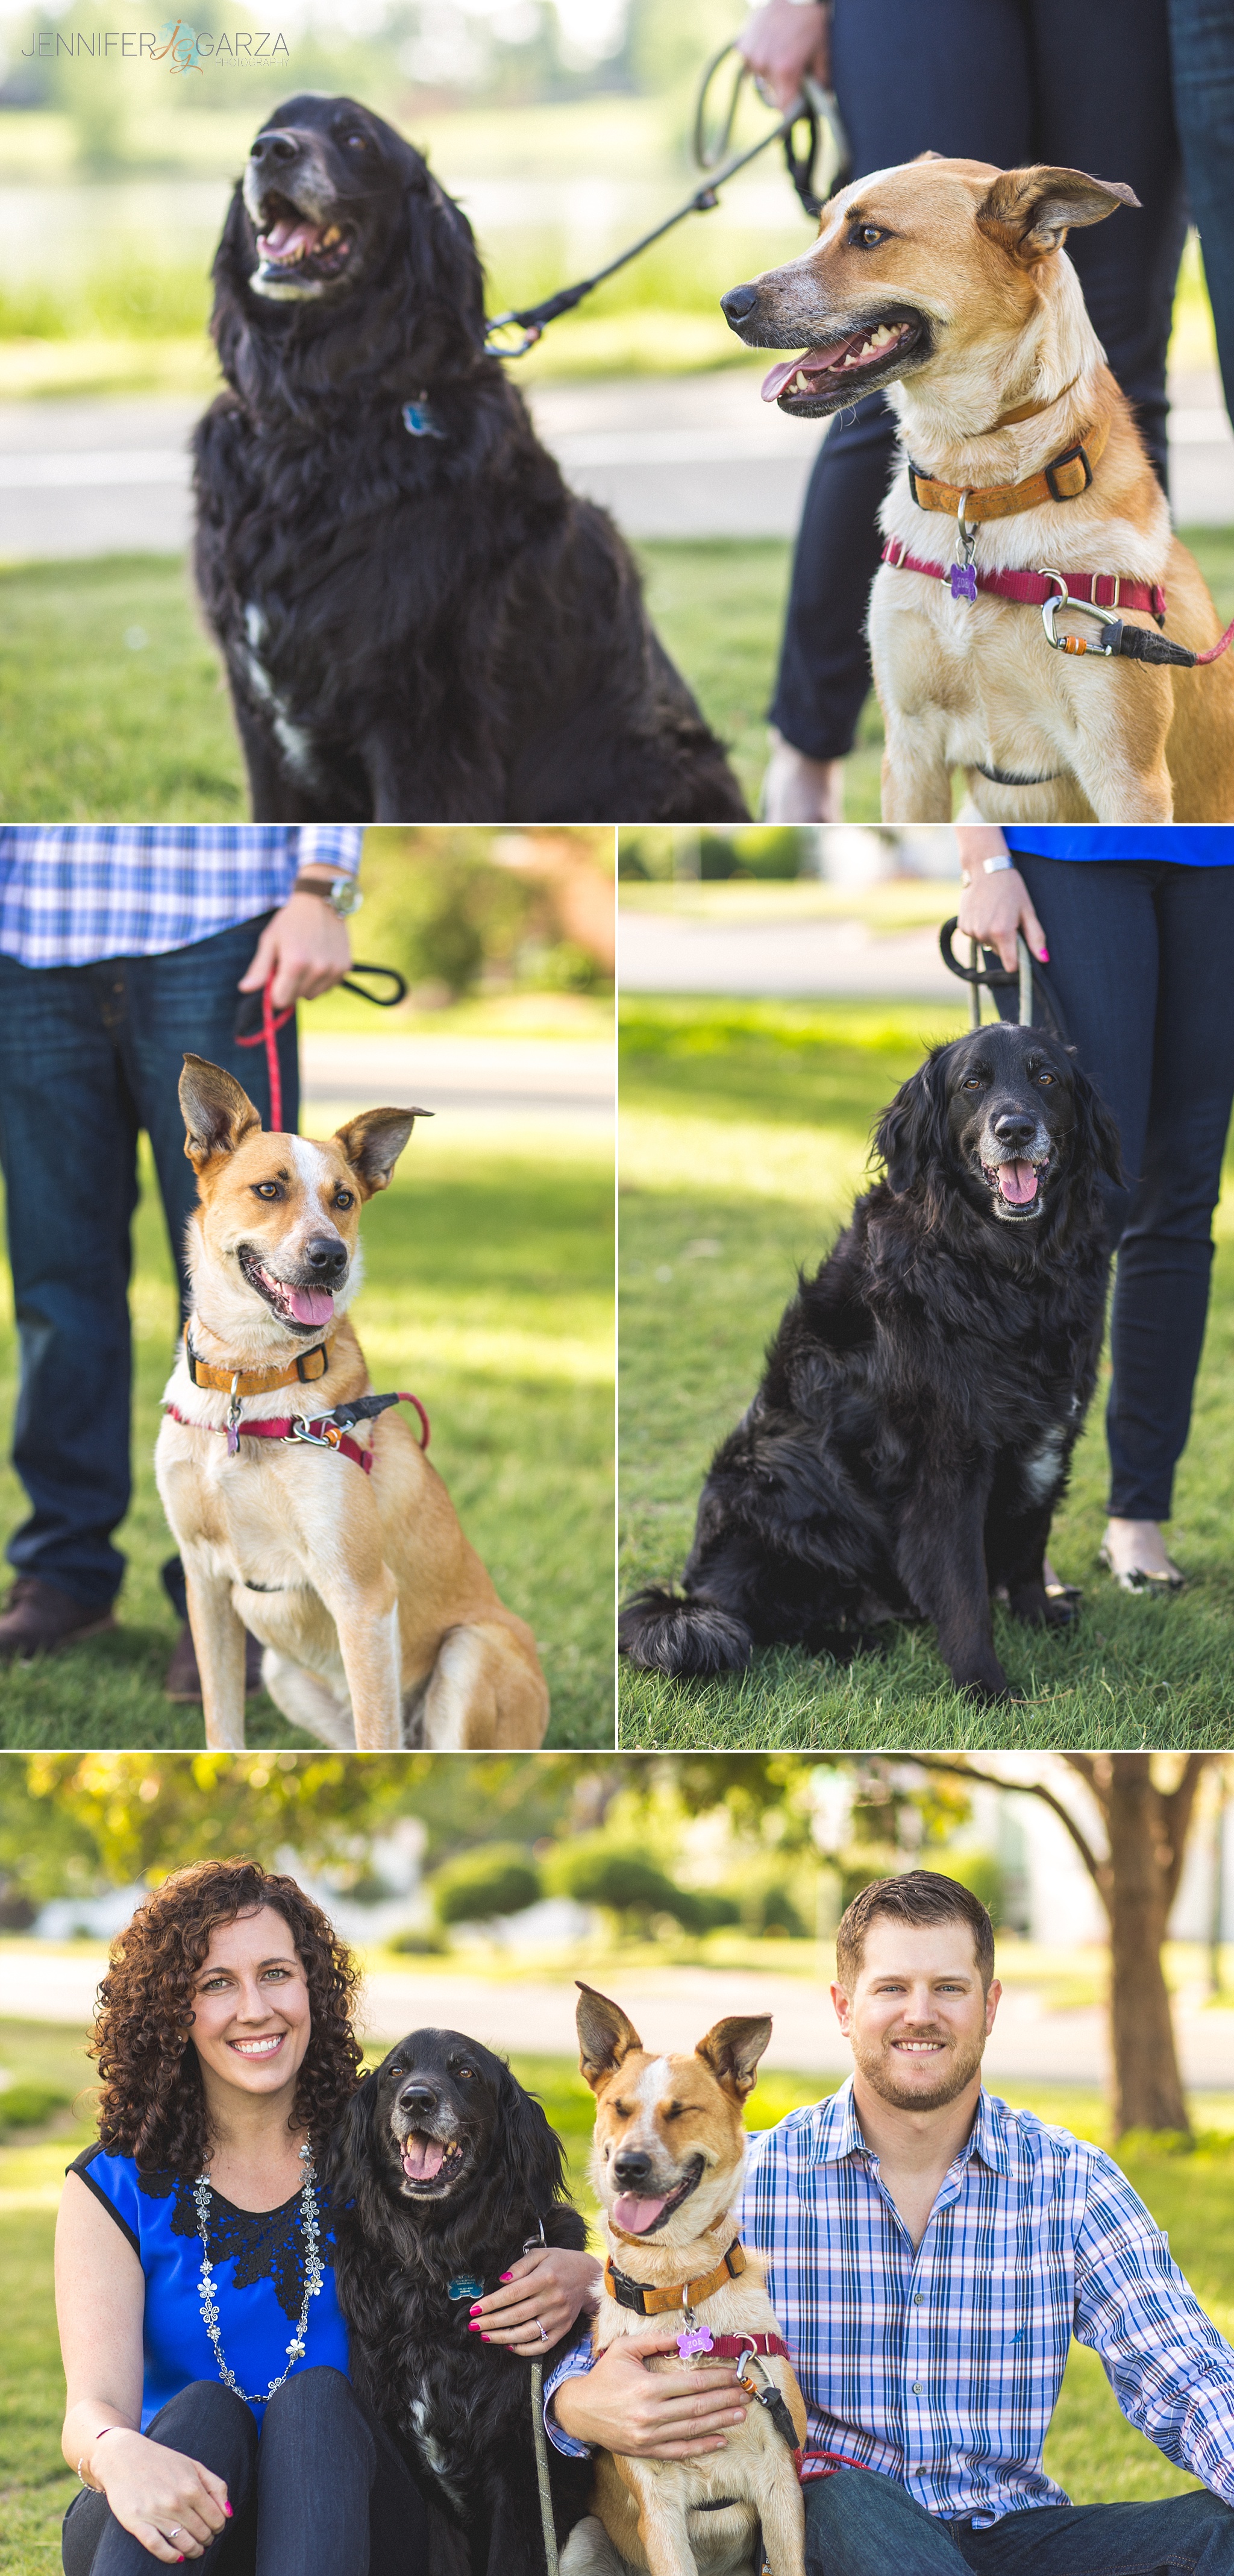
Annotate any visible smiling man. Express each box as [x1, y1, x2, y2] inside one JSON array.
[[550, 1871, 1234, 2574]]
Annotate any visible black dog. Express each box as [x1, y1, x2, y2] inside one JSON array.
[[193, 93, 748, 824], [329, 2028, 593, 2576], [621, 1022, 1123, 1705]]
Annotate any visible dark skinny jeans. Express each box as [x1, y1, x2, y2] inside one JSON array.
[[992, 858, 1234, 1522], [61, 2372, 428, 2576], [770, 0, 1187, 761], [805, 2464, 1234, 2574]]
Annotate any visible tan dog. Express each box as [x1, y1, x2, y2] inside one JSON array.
[[153, 1055, 549, 1751], [722, 156, 1234, 821], [560, 1986, 806, 2576]]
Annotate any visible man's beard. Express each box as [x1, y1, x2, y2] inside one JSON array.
[[851, 2021, 987, 2111]]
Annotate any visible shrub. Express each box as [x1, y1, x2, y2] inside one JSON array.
[[546, 1838, 733, 1938], [428, 1844, 542, 1929], [0, 2080, 70, 2132]]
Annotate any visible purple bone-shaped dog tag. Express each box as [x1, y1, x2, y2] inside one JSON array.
[[950, 563, 978, 603], [226, 1424, 240, 1456], [677, 2326, 715, 2357]]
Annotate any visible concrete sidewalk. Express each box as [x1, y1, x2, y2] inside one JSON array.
[[5, 1946, 1233, 2092], [3, 365, 1230, 561], [300, 1032, 613, 1122], [619, 909, 963, 1000]]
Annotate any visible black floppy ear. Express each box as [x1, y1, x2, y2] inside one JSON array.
[[324, 2066, 380, 2207], [1068, 1057, 1124, 1187], [399, 159, 487, 362], [874, 1051, 950, 1196], [496, 2062, 570, 2213]]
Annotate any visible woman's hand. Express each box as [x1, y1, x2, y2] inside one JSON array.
[[552, 2333, 751, 2460], [87, 2427, 231, 2564], [238, 889, 352, 1011], [954, 828, 1049, 974], [471, 2246, 602, 2356], [736, 0, 830, 109]]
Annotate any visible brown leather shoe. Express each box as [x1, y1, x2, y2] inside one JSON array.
[[0, 1576, 117, 1662], [164, 1622, 265, 1702]]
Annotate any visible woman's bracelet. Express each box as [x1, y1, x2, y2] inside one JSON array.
[[78, 2424, 125, 2489]]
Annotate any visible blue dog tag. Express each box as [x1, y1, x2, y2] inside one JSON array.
[[448, 2275, 485, 2301], [950, 562, 978, 603], [402, 401, 446, 440]]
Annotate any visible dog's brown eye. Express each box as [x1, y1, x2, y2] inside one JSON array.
[[456, 2066, 477, 2081], [1036, 1072, 1055, 1085], [854, 225, 886, 247], [334, 1189, 354, 1208], [252, 1181, 282, 1199], [345, 133, 369, 152], [961, 1078, 982, 1091]]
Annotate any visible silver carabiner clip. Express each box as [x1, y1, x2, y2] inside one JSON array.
[[1039, 567, 1121, 656], [289, 1415, 337, 1449]]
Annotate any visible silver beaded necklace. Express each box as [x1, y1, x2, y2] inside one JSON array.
[[193, 2140, 324, 2405]]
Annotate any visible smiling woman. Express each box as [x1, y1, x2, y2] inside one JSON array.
[[51, 1857, 595, 2576]]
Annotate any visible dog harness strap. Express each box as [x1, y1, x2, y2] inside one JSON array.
[[704, 2334, 791, 2360], [904, 416, 1110, 520], [604, 2238, 747, 2315], [164, 1389, 430, 1469], [880, 542, 1168, 623], [183, 1327, 334, 1396]]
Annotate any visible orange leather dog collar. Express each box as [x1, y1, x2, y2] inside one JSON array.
[[183, 1326, 334, 1396], [907, 417, 1110, 521], [604, 2238, 747, 2315]]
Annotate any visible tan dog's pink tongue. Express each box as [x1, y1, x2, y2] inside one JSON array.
[[612, 2191, 668, 2234], [287, 1286, 335, 1326], [998, 1161, 1038, 1206], [402, 2137, 445, 2180], [760, 336, 859, 402]]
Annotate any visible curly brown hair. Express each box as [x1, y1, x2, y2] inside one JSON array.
[[92, 1858, 364, 2174]]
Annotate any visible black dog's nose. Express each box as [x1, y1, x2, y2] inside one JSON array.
[[250, 129, 301, 165], [721, 283, 760, 325], [305, 1234, 348, 1278], [992, 1110, 1037, 1147], [613, 2150, 653, 2186], [399, 2082, 437, 2114]]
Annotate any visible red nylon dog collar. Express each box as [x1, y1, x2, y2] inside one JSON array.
[[700, 2334, 792, 2361], [165, 1390, 430, 1471], [880, 539, 1167, 623]]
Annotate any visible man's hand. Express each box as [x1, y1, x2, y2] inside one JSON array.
[[238, 890, 352, 1011], [954, 828, 1049, 976], [553, 2334, 750, 2460], [736, 0, 830, 110], [88, 2427, 230, 2563]]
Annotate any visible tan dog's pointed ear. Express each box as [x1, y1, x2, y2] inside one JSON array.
[[576, 1984, 644, 2093], [180, 1055, 262, 1173], [333, 1107, 430, 1198], [977, 164, 1139, 261], [695, 2015, 772, 2103]]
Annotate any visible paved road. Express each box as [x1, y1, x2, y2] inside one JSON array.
[[300, 1033, 613, 1122], [619, 909, 963, 999], [2, 366, 1230, 560], [5, 1947, 1234, 2091]]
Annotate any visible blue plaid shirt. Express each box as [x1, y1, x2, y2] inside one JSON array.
[[0, 827, 362, 967], [547, 2081, 1234, 2524]]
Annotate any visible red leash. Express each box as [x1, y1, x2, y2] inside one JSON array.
[[235, 975, 295, 1131]]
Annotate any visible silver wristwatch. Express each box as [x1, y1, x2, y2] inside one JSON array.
[[293, 873, 364, 918]]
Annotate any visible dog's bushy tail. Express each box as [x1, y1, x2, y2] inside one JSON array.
[[618, 1586, 753, 1677]]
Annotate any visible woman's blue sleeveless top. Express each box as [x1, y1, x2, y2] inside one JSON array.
[[70, 2141, 351, 2428]]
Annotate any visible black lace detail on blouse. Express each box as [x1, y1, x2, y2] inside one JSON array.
[[137, 2170, 335, 2322]]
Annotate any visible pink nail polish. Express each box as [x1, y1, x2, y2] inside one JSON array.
[[468, 2322, 480, 2332], [469, 2304, 482, 2315], [499, 2272, 513, 2282], [224, 2504, 233, 2518], [1040, 948, 1050, 961], [481, 2334, 491, 2343]]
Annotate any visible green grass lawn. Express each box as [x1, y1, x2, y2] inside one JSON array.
[[2, 2016, 1229, 2576], [0, 1113, 614, 1751], [618, 997, 1234, 1748], [5, 531, 1230, 823]]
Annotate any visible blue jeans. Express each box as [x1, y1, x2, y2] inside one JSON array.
[[991, 857, 1234, 1522], [0, 916, 299, 1610], [806, 2466, 1234, 2575], [770, 0, 1188, 761], [61, 2373, 428, 2576], [1169, 0, 1234, 425]]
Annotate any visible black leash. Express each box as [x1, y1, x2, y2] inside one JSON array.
[[484, 52, 850, 357], [939, 918, 1071, 1048]]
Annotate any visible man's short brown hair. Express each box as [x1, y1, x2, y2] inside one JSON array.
[[835, 1870, 995, 1991]]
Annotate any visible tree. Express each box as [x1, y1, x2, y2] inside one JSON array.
[[428, 1846, 542, 1929], [904, 1753, 1220, 2137]]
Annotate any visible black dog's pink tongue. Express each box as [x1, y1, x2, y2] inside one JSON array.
[[998, 1160, 1038, 1205], [612, 2191, 668, 2234], [258, 215, 320, 262], [402, 2136, 445, 2181]]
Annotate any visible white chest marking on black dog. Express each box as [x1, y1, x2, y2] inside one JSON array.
[[1023, 1427, 1065, 1501]]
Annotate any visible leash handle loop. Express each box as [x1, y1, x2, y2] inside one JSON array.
[[337, 962, 409, 1007]]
